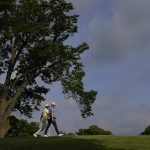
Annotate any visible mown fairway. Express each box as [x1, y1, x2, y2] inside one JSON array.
[[0, 135, 150, 150]]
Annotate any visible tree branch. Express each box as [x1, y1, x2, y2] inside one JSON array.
[[6, 80, 28, 115], [2, 37, 28, 98]]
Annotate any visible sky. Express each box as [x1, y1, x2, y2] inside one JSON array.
[[11, 0, 150, 135]]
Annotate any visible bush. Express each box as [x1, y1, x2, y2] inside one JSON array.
[[6, 116, 39, 137], [141, 125, 150, 135], [76, 125, 112, 135]]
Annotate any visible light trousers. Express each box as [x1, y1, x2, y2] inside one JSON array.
[[34, 119, 50, 136]]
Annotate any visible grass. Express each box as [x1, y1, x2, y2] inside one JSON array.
[[0, 135, 150, 150]]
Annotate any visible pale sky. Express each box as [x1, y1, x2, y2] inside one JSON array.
[[14, 0, 150, 135]]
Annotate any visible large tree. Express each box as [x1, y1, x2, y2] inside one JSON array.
[[0, 0, 97, 138]]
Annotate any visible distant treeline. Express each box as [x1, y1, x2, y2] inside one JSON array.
[[6, 116, 150, 137]]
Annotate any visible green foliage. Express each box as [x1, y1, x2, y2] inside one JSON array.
[[77, 125, 112, 135], [6, 116, 38, 137], [0, 0, 97, 118], [140, 125, 150, 135]]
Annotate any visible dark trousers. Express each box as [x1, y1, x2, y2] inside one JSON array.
[[44, 118, 59, 135]]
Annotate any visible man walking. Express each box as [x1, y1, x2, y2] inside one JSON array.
[[33, 104, 50, 137], [44, 102, 63, 137]]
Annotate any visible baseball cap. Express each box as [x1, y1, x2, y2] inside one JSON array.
[[45, 104, 49, 107], [51, 102, 57, 106]]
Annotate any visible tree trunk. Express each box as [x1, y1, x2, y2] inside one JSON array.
[[0, 99, 10, 138]]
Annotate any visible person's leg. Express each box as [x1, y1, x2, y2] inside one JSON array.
[[44, 119, 51, 135], [41, 120, 47, 131], [52, 120, 59, 135], [33, 128, 41, 137], [47, 128, 51, 137], [40, 120, 47, 136], [33, 120, 47, 137]]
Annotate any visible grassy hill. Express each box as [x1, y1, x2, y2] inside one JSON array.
[[0, 135, 150, 150]]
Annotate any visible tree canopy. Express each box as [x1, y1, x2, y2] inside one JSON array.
[[0, 0, 97, 137]]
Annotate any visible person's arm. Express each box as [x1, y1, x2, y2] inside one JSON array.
[[51, 111, 55, 121], [39, 113, 43, 123]]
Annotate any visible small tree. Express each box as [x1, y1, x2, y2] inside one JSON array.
[[0, 0, 97, 137], [141, 125, 150, 135]]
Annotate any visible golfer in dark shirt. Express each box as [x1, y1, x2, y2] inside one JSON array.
[[44, 102, 63, 137]]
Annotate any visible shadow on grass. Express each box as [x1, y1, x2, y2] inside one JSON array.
[[0, 136, 131, 150]]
